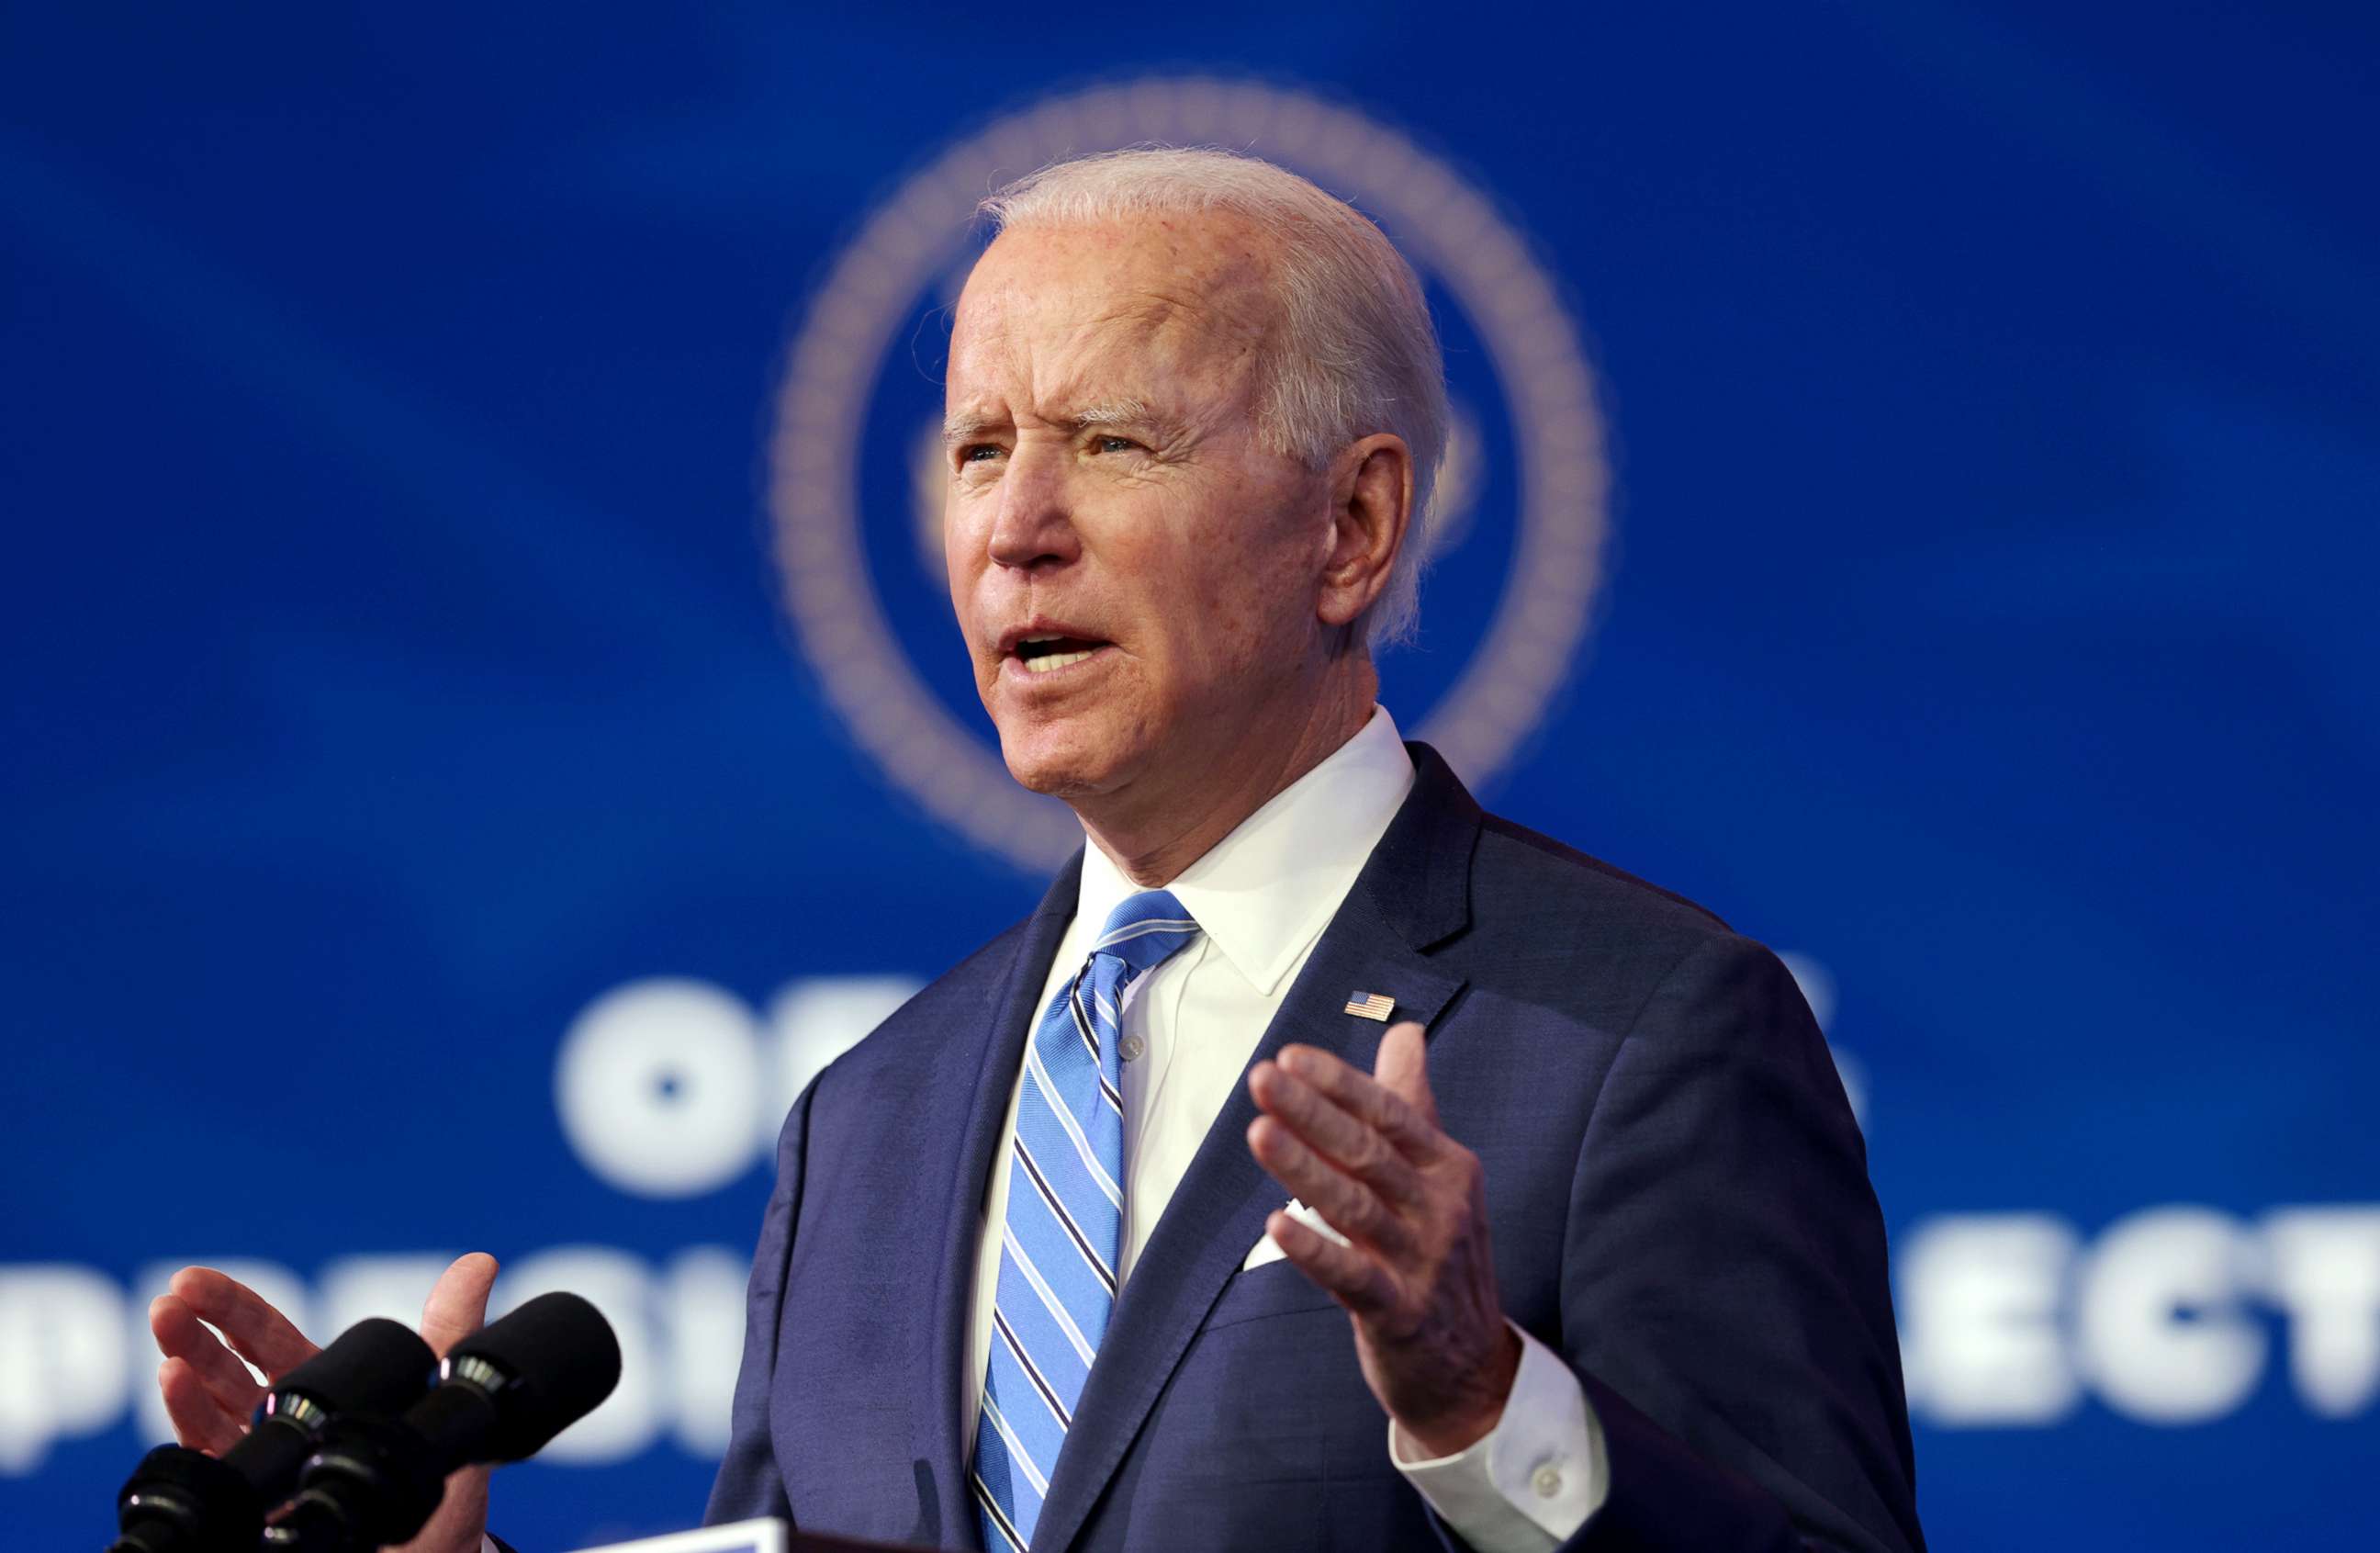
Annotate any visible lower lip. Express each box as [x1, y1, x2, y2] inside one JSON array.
[[1003, 643, 1115, 686]]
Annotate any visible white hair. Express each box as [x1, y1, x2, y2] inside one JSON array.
[[980, 146, 1450, 649]]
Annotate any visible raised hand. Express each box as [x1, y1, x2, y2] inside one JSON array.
[[149, 1253, 501, 1553], [1245, 1020, 1522, 1457]]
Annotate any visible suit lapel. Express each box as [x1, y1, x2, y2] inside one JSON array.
[[1030, 744, 1482, 1552], [911, 854, 1082, 1550]]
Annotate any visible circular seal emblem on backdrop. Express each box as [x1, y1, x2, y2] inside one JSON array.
[[770, 76, 1610, 872]]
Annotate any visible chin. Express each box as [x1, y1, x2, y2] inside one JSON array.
[[994, 717, 1139, 802]]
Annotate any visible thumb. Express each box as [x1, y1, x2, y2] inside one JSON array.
[[419, 1253, 499, 1358], [1373, 1019, 1437, 1126]]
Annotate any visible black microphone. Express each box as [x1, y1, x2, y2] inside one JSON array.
[[110, 1317, 436, 1553], [267, 1291, 622, 1552]]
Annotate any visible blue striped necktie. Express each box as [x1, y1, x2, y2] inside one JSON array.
[[971, 889, 1200, 1551]]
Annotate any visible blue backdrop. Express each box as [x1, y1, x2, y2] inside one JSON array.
[[5, 5, 2376, 1549]]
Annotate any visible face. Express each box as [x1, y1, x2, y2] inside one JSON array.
[[941, 217, 1338, 813]]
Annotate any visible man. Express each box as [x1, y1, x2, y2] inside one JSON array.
[[151, 148, 1923, 1552]]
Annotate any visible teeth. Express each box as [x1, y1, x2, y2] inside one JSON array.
[[1020, 635, 1063, 644], [1022, 648, 1096, 674]]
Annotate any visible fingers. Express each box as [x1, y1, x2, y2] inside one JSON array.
[[1247, 1060, 1425, 1209], [1274, 1036, 1442, 1157], [1370, 1020, 1440, 1127], [396, 1274, 497, 1553], [151, 1271, 298, 1458], [1244, 1029, 1460, 1266], [419, 1254, 500, 1358], [1247, 1113, 1417, 1259], [150, 1294, 268, 1420], [168, 1266, 317, 1379], [157, 1355, 246, 1456], [1264, 1208, 1396, 1317]]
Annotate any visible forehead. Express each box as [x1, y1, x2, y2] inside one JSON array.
[[947, 215, 1278, 411]]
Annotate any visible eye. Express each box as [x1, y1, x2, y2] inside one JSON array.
[[957, 444, 1003, 465], [1093, 434, 1139, 455]]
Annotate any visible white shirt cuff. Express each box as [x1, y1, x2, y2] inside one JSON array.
[[1387, 1322, 1607, 1553]]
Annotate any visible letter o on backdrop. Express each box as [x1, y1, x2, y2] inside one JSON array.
[[556, 978, 765, 1199]]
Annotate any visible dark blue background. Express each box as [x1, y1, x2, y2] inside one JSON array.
[[5, 4, 2375, 1549]]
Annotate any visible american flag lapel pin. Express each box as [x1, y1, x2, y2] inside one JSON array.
[[1343, 991, 1395, 1021]]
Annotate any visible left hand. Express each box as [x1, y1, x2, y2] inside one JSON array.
[[1246, 1018, 1522, 1457], [151, 1254, 500, 1553]]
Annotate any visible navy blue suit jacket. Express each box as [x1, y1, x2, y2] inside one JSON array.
[[705, 745, 1924, 1552]]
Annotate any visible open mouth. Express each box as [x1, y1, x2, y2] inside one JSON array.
[[1011, 635, 1109, 675]]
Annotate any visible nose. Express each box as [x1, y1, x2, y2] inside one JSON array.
[[985, 441, 1080, 574]]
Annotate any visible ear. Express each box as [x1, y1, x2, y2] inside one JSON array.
[[1315, 433, 1413, 632]]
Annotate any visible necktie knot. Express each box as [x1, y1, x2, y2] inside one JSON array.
[[1090, 889, 1200, 979]]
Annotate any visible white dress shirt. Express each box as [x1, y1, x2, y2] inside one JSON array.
[[963, 706, 1607, 1552]]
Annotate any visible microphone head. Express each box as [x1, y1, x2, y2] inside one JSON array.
[[443, 1291, 621, 1460], [268, 1316, 437, 1423]]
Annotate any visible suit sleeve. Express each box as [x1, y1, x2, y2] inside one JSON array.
[[1554, 934, 1925, 1553], [702, 1077, 819, 1527]]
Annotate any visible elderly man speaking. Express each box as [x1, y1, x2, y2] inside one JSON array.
[[151, 149, 1922, 1552]]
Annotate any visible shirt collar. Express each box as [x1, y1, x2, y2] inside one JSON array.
[[1072, 705, 1417, 997]]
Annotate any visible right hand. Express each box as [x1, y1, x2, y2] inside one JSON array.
[[149, 1253, 500, 1553]]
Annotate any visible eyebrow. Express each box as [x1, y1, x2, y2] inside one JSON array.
[[941, 398, 1162, 445]]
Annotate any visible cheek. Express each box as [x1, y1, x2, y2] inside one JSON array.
[[1160, 552, 1301, 686], [1215, 513, 1319, 629], [941, 496, 971, 582], [1105, 482, 1318, 688], [944, 504, 989, 618]]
